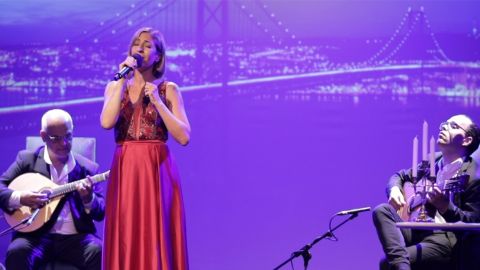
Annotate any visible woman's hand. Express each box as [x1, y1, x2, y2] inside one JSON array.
[[117, 55, 141, 80], [144, 82, 162, 105]]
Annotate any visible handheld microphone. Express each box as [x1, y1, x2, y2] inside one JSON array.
[[26, 208, 41, 225], [336, 207, 371, 216], [113, 54, 143, 81]]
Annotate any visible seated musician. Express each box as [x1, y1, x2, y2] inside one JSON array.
[[0, 109, 104, 270], [372, 114, 480, 270]]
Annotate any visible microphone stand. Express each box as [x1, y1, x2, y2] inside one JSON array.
[[273, 213, 361, 270], [0, 208, 41, 238]]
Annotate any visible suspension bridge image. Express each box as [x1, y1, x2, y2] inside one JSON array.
[[0, 1, 478, 113]]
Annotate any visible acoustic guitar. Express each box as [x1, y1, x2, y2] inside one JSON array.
[[4, 171, 109, 233], [398, 174, 468, 222]]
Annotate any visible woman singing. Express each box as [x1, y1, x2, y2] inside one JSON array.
[[101, 27, 190, 270]]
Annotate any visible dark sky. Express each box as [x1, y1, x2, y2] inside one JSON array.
[[0, 0, 478, 45]]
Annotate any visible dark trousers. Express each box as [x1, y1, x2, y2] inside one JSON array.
[[455, 231, 480, 270], [5, 233, 101, 270], [372, 203, 456, 270]]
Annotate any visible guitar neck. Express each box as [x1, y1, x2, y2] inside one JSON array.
[[49, 171, 109, 199]]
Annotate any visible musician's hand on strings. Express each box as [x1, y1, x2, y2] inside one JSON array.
[[427, 184, 449, 214], [76, 176, 93, 204], [19, 191, 48, 209], [388, 186, 406, 210]]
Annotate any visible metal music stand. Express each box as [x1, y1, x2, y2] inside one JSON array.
[[273, 210, 367, 270]]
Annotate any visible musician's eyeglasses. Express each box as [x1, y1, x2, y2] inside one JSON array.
[[47, 133, 73, 143], [439, 121, 470, 135]]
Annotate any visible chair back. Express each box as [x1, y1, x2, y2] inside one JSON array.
[[25, 136, 96, 162]]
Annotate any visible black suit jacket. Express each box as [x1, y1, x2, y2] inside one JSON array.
[[387, 153, 480, 223], [0, 146, 105, 237]]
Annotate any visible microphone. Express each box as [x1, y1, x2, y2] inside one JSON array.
[[336, 207, 371, 216], [143, 94, 150, 106], [26, 208, 41, 225], [113, 54, 143, 81]]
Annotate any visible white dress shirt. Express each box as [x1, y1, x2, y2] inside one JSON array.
[[434, 157, 464, 224]]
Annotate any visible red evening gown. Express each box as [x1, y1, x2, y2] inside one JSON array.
[[103, 82, 188, 270]]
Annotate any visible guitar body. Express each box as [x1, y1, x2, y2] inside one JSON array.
[[398, 181, 425, 222], [398, 174, 468, 222], [4, 170, 109, 233], [5, 173, 63, 233]]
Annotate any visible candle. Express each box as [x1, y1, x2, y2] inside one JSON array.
[[422, 121, 428, 161], [412, 136, 418, 178], [430, 136, 435, 177]]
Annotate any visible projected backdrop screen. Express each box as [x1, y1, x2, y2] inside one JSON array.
[[0, 1, 479, 269]]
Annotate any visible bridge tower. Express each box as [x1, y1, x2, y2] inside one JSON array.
[[405, 7, 429, 61], [196, 0, 229, 85]]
